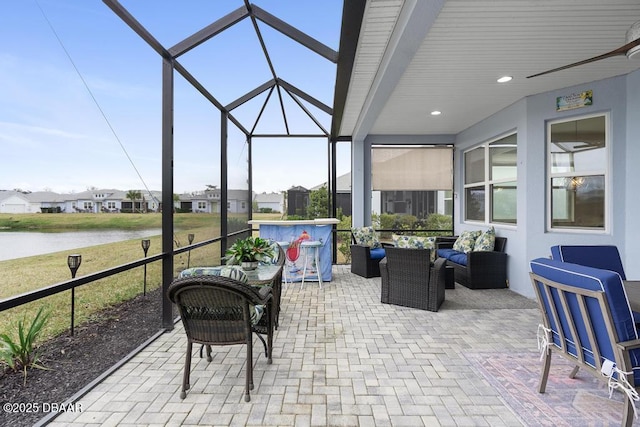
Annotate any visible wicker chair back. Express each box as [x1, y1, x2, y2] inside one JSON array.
[[168, 274, 270, 401], [380, 247, 434, 311]]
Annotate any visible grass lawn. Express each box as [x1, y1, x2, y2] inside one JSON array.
[[0, 213, 236, 341], [0, 212, 219, 230], [0, 211, 340, 342]]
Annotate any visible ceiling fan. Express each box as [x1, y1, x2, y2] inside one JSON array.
[[527, 20, 640, 78]]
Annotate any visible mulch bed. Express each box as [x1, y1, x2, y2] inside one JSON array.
[[0, 287, 168, 426]]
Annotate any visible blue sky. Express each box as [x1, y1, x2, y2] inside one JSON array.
[[1, 0, 348, 195]]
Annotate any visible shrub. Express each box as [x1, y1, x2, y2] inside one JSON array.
[[337, 215, 352, 264], [0, 307, 50, 385], [426, 213, 453, 231]]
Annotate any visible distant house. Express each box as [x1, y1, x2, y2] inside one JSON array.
[[188, 190, 218, 213], [176, 193, 194, 213], [0, 187, 246, 214], [227, 190, 250, 214], [27, 191, 67, 213], [70, 190, 118, 213], [0, 191, 31, 213], [253, 192, 284, 213], [177, 188, 250, 214]]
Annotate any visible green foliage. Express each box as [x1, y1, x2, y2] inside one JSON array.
[[307, 185, 328, 219], [224, 236, 275, 264], [374, 212, 453, 239], [126, 190, 142, 213], [0, 307, 50, 385], [398, 214, 418, 228], [337, 215, 353, 264], [425, 213, 453, 230], [227, 217, 248, 233]]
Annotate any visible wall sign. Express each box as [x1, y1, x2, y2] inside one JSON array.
[[556, 90, 593, 111]]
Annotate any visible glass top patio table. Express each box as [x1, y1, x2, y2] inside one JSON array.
[[178, 264, 281, 287]]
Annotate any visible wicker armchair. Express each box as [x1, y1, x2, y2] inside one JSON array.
[[167, 274, 273, 402], [350, 229, 389, 278], [380, 247, 445, 312]]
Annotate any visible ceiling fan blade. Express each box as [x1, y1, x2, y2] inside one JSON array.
[[527, 37, 640, 78]]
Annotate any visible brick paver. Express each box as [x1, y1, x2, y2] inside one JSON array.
[[46, 265, 539, 426]]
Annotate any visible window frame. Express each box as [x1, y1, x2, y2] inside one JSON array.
[[463, 131, 518, 226], [546, 112, 610, 233], [369, 144, 454, 223]]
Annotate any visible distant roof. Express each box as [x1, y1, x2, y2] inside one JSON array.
[[311, 172, 351, 192], [0, 190, 29, 202], [24, 191, 67, 203], [254, 192, 282, 203]]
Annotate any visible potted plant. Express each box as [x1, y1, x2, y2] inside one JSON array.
[[224, 236, 275, 270]]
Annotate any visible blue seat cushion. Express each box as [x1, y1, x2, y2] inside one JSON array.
[[369, 247, 386, 260], [449, 253, 468, 266], [437, 248, 459, 260], [530, 258, 640, 380]]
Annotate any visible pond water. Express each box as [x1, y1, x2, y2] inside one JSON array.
[[0, 229, 162, 261]]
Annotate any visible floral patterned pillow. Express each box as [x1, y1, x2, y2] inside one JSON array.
[[474, 227, 496, 252], [392, 234, 437, 262], [177, 266, 262, 324], [352, 226, 381, 248], [259, 241, 283, 265], [178, 265, 248, 283], [453, 230, 482, 253]]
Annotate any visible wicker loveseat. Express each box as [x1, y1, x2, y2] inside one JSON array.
[[437, 231, 507, 289]]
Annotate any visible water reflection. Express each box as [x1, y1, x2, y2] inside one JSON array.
[[0, 229, 162, 261]]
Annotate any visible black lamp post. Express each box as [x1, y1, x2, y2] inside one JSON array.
[[67, 254, 81, 336], [187, 233, 195, 268], [141, 239, 150, 296]]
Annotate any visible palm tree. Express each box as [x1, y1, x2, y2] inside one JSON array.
[[126, 190, 142, 213]]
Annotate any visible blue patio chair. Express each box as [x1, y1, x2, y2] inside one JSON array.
[[530, 258, 640, 426], [550, 244, 626, 280]]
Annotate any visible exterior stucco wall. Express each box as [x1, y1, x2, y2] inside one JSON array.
[[456, 73, 631, 298]]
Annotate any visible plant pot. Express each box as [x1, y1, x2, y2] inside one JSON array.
[[241, 261, 259, 271]]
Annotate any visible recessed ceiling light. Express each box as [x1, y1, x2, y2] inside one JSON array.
[[430, 111, 442, 116], [497, 76, 513, 83]]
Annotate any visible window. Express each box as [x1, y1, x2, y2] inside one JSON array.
[[107, 201, 116, 209], [197, 201, 206, 210], [548, 114, 607, 230], [371, 146, 453, 231], [463, 133, 517, 224]]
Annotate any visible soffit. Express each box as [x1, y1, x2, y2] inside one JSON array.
[[340, 0, 640, 137]]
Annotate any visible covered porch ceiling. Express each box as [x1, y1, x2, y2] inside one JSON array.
[[337, 0, 640, 140]]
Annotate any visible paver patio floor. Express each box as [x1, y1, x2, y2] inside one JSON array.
[[47, 265, 543, 427]]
